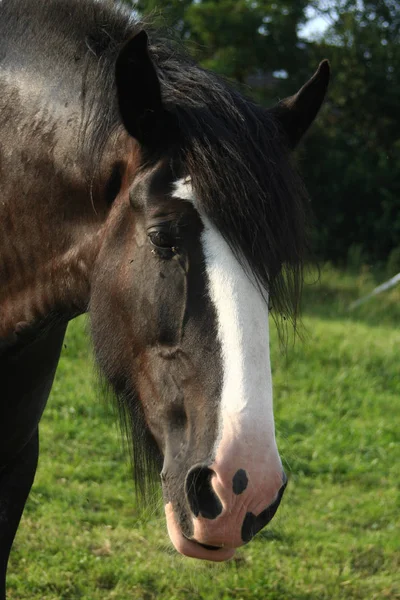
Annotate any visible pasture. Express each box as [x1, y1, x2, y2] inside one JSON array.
[[7, 266, 399, 600]]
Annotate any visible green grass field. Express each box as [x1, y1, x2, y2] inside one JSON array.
[[7, 266, 400, 600]]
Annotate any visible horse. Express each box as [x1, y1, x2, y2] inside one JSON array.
[[0, 0, 329, 595]]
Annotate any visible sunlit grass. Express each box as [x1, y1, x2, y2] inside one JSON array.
[[7, 267, 400, 599]]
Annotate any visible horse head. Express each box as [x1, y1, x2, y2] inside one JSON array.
[[90, 30, 329, 560]]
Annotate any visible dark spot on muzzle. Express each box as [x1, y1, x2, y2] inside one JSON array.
[[232, 469, 248, 495], [241, 475, 287, 543], [185, 466, 223, 520]]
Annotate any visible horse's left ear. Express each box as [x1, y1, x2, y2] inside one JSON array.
[[115, 30, 177, 147], [270, 60, 330, 149]]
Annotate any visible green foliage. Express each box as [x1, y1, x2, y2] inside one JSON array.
[[386, 246, 400, 277], [123, 0, 399, 267], [133, 0, 307, 84], [303, 0, 400, 264], [7, 269, 400, 599], [130, 0, 309, 85]]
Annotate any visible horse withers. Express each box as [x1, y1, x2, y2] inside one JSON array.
[[0, 0, 329, 593]]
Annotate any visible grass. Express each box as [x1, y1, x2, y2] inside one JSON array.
[[7, 265, 400, 600]]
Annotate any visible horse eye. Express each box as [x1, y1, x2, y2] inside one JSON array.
[[148, 229, 175, 250]]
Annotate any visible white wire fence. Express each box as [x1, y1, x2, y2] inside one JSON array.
[[349, 272, 400, 310]]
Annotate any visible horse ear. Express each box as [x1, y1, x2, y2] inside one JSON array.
[[115, 30, 176, 147], [270, 60, 330, 149]]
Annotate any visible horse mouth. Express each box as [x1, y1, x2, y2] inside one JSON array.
[[182, 534, 224, 551], [196, 541, 224, 551], [165, 502, 235, 562]]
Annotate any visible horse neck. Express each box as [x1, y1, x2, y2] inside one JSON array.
[[0, 90, 134, 340]]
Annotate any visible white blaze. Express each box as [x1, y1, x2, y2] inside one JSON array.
[[173, 178, 276, 463]]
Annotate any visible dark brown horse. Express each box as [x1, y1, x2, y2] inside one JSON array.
[[0, 0, 329, 595]]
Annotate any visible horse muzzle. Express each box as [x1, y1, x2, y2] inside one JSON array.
[[164, 463, 287, 561]]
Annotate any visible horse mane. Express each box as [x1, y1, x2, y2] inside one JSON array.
[[3, 0, 310, 496]]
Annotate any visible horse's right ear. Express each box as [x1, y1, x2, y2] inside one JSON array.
[[115, 30, 176, 147], [270, 60, 330, 149]]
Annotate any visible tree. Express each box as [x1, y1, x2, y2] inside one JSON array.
[[129, 0, 309, 86], [302, 0, 400, 263]]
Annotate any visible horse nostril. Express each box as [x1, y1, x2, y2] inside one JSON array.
[[185, 466, 223, 520], [241, 476, 287, 543]]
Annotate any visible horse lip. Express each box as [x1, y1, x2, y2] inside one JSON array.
[[183, 534, 224, 551], [165, 502, 235, 561], [197, 542, 224, 551]]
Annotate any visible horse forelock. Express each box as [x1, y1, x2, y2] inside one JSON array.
[[159, 76, 309, 330], [140, 38, 310, 330]]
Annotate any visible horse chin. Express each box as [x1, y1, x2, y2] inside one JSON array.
[[164, 502, 235, 562]]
